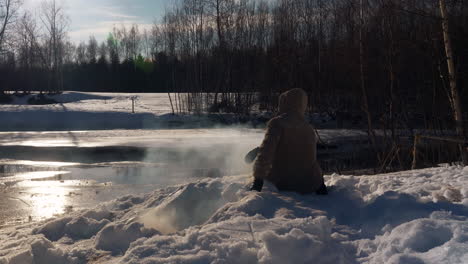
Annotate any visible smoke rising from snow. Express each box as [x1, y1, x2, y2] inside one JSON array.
[[139, 179, 246, 234], [136, 127, 263, 234], [138, 127, 263, 182]]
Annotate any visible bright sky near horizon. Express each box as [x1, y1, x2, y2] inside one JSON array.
[[23, 0, 171, 44]]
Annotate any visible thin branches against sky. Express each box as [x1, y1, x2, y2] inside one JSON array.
[[22, 0, 169, 43]]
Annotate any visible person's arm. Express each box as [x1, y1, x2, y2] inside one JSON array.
[[244, 147, 260, 164], [253, 119, 282, 180]]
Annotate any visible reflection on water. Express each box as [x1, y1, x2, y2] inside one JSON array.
[[0, 160, 208, 226], [1, 171, 69, 183], [22, 181, 69, 221], [0, 129, 264, 148], [7, 160, 79, 167], [0, 160, 78, 175], [0, 128, 259, 226], [2, 139, 78, 147]]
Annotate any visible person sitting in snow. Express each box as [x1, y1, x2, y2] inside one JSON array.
[[249, 88, 327, 195]]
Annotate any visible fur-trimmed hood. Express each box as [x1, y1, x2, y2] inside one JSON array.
[[278, 88, 308, 115]]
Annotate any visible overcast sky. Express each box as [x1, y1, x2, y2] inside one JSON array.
[[23, 0, 171, 44]]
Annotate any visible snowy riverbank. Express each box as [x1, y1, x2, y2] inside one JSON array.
[[1, 166, 467, 264]]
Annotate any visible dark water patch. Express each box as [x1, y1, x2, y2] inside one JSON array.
[[0, 146, 146, 163], [0, 111, 156, 131], [0, 164, 54, 176]]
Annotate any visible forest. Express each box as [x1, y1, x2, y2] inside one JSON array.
[[0, 0, 467, 133]]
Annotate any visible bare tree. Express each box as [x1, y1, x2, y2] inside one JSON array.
[[439, 0, 467, 164], [75, 41, 86, 64], [86, 35, 98, 64], [97, 41, 107, 63], [107, 33, 119, 65], [14, 12, 40, 68], [113, 24, 142, 61], [141, 28, 151, 59], [13, 11, 40, 92], [127, 24, 141, 60], [149, 22, 164, 60], [62, 41, 75, 65], [39, 0, 69, 92], [0, 0, 21, 51]]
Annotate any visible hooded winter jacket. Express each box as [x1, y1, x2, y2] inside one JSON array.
[[253, 88, 324, 194]]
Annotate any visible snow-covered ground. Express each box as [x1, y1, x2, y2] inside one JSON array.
[[2, 92, 173, 115], [1, 91, 466, 263], [0, 92, 175, 131], [0, 91, 336, 130], [0, 92, 269, 131], [0, 166, 467, 264]]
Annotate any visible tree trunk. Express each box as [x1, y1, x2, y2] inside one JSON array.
[[359, 0, 379, 166], [439, 0, 467, 164], [0, 0, 11, 49]]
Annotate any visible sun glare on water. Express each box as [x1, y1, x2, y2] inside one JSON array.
[[2, 139, 78, 147], [1, 169, 75, 222], [22, 181, 70, 220]]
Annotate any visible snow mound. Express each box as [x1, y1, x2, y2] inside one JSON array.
[[357, 212, 468, 264], [139, 180, 232, 234], [95, 222, 158, 254], [0, 166, 467, 263]]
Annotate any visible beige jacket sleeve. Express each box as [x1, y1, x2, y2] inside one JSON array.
[[253, 119, 282, 180]]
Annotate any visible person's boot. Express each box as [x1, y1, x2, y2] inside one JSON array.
[[316, 183, 328, 195], [250, 178, 264, 192]]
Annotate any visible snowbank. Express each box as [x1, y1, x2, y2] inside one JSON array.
[[0, 166, 467, 263]]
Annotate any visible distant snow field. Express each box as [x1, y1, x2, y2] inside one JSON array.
[[0, 91, 336, 131], [0, 92, 177, 131], [0, 166, 467, 264], [2, 92, 173, 115], [0, 92, 268, 131]]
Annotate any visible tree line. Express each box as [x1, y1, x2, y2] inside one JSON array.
[[0, 0, 467, 130]]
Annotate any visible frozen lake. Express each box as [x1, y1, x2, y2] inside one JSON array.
[[0, 128, 370, 227], [0, 128, 265, 227]]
